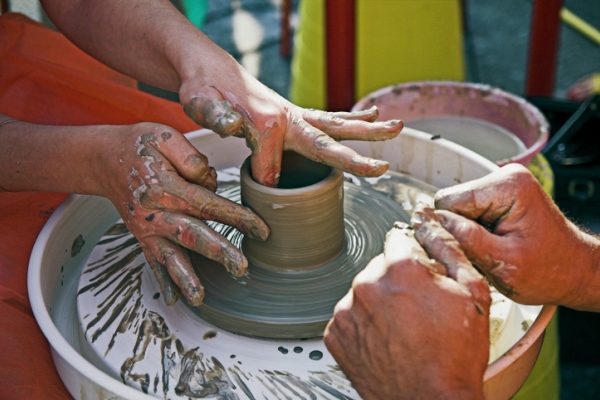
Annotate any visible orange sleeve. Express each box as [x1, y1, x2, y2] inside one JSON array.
[[0, 12, 202, 398]]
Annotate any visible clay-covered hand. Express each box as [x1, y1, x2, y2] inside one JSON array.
[[39, 0, 401, 188], [324, 206, 490, 400], [180, 69, 403, 187], [434, 163, 600, 310], [102, 122, 269, 307]]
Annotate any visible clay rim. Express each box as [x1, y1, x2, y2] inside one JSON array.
[[240, 156, 341, 195], [351, 80, 550, 167], [484, 304, 557, 381]]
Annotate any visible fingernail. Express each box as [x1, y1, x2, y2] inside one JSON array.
[[185, 285, 205, 307], [369, 159, 389, 175], [225, 254, 248, 277], [248, 219, 270, 241], [163, 289, 179, 306], [388, 119, 403, 126]]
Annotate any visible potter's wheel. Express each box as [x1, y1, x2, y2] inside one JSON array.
[[30, 129, 552, 400], [76, 168, 436, 398], [189, 179, 410, 339]]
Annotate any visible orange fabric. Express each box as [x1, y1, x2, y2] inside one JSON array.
[[0, 12, 200, 399]]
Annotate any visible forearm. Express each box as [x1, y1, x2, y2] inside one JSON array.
[[564, 225, 600, 312], [40, 0, 236, 93], [0, 115, 114, 196]]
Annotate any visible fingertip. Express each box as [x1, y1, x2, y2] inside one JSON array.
[[250, 157, 281, 187], [386, 119, 404, 133], [224, 251, 249, 278], [153, 265, 181, 306], [360, 105, 379, 122], [359, 158, 389, 177], [184, 154, 218, 190], [433, 209, 469, 241], [184, 96, 244, 136], [250, 218, 270, 241], [344, 105, 379, 122], [183, 283, 205, 307], [433, 188, 452, 210], [212, 103, 244, 137], [207, 167, 218, 192]]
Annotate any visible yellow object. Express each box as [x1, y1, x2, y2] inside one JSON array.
[[290, 0, 465, 109], [355, 0, 465, 99], [561, 7, 600, 46], [590, 73, 600, 94], [528, 153, 555, 199], [289, 0, 326, 109]]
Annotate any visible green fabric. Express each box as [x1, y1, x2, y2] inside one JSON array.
[[181, 0, 208, 30]]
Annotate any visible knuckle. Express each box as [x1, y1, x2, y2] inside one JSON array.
[[351, 280, 377, 305], [318, 112, 344, 126]]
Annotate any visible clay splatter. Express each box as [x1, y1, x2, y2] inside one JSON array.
[[73, 169, 433, 398], [203, 330, 217, 340], [71, 234, 85, 257], [78, 222, 362, 399]]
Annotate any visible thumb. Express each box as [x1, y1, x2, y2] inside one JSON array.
[[183, 94, 244, 138], [434, 209, 506, 276]]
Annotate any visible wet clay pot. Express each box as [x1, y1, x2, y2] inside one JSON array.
[[240, 151, 345, 272]]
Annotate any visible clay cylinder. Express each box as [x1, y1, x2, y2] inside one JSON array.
[[241, 152, 345, 272]]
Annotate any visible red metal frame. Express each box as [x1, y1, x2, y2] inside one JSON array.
[[325, 0, 356, 111], [280, 0, 292, 58], [525, 0, 563, 97], [321, 0, 564, 105]]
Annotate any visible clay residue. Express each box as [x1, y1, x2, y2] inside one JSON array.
[[71, 234, 85, 257]]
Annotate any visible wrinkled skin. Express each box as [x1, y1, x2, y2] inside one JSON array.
[[41, 0, 404, 188], [181, 81, 403, 187], [32, 0, 404, 306], [106, 100, 401, 305], [434, 163, 600, 311], [99, 123, 270, 306], [0, 118, 271, 306], [324, 205, 490, 400]]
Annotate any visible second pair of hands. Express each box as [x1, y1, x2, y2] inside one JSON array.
[[107, 85, 403, 307], [324, 163, 600, 399]]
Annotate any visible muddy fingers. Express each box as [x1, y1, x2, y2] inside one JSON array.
[[143, 246, 182, 306], [146, 236, 205, 306]]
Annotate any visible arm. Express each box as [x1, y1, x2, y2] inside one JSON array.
[[40, 0, 403, 187], [0, 115, 268, 306], [324, 206, 489, 400], [434, 163, 600, 312]]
